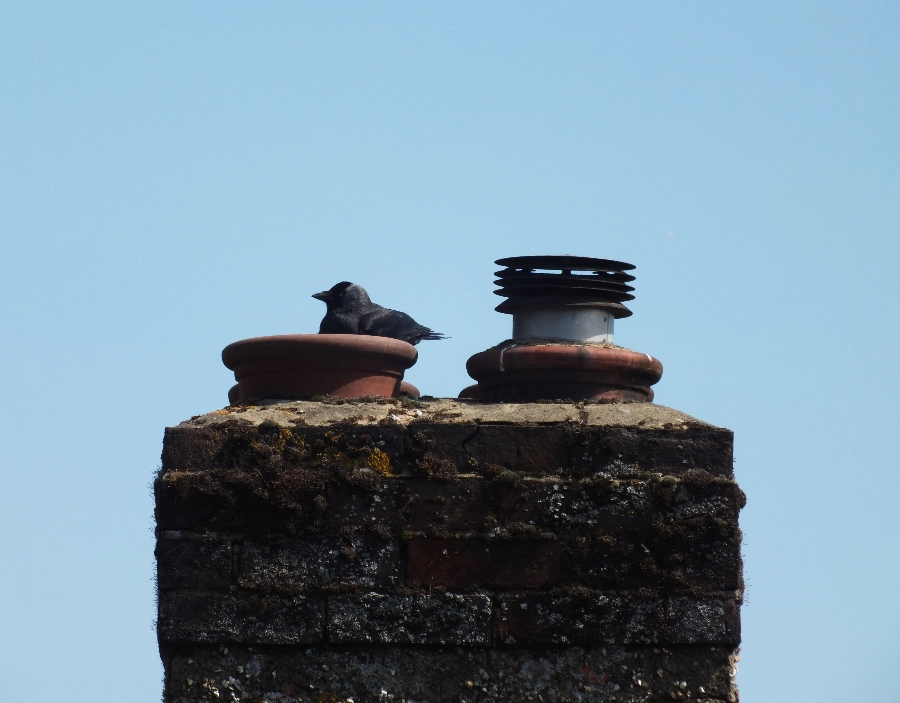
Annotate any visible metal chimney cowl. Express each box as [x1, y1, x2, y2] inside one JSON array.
[[461, 255, 663, 402]]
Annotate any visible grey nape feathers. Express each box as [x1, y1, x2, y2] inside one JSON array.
[[312, 281, 446, 345]]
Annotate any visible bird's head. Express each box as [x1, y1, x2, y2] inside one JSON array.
[[312, 281, 372, 312]]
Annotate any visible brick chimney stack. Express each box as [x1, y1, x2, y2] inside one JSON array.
[[155, 398, 743, 703]]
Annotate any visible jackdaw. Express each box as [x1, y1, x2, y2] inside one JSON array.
[[312, 281, 447, 345]]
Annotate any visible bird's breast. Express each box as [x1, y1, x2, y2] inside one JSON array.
[[319, 312, 359, 334]]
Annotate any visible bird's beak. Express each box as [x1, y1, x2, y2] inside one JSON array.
[[312, 291, 330, 302]]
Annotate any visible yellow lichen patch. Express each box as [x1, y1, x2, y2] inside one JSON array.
[[316, 693, 344, 703], [292, 434, 309, 456], [270, 428, 293, 452], [324, 430, 343, 444], [212, 409, 231, 415], [253, 422, 310, 458], [366, 448, 394, 477], [311, 446, 353, 470]]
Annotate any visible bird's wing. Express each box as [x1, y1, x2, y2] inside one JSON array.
[[359, 306, 447, 344], [357, 307, 411, 337]]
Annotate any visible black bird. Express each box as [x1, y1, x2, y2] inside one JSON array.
[[312, 281, 447, 345]]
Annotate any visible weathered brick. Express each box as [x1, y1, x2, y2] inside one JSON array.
[[487, 647, 658, 702], [154, 467, 326, 533], [157, 469, 742, 540], [323, 481, 402, 531], [496, 593, 662, 645], [493, 478, 655, 532], [406, 538, 561, 589], [400, 478, 490, 530], [328, 593, 492, 644], [404, 423, 480, 473], [162, 421, 409, 473], [652, 645, 738, 702], [406, 529, 740, 592], [161, 644, 676, 703], [665, 597, 741, 645], [161, 421, 253, 471], [329, 476, 657, 537], [162, 644, 490, 703], [155, 537, 232, 589], [565, 531, 742, 591], [157, 591, 323, 644], [294, 423, 410, 472], [238, 537, 401, 592], [324, 477, 490, 534], [464, 425, 570, 474], [663, 536, 743, 591], [667, 480, 744, 524], [568, 427, 734, 477], [161, 404, 734, 476], [561, 536, 656, 588], [155, 471, 237, 532]]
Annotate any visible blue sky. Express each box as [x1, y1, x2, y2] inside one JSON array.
[[1, 2, 898, 701]]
